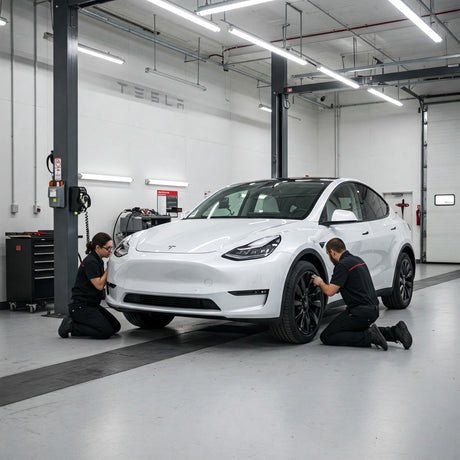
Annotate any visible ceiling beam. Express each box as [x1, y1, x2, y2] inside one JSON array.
[[287, 65, 460, 94], [68, 0, 115, 7]]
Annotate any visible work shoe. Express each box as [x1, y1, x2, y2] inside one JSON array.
[[369, 324, 388, 351], [58, 316, 73, 338], [393, 321, 412, 349]]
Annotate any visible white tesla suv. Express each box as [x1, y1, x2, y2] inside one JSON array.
[[106, 178, 415, 344]]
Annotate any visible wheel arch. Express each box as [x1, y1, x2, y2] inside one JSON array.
[[281, 248, 329, 312], [398, 243, 416, 278]]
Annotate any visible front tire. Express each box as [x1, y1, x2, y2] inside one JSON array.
[[381, 252, 414, 309], [270, 261, 325, 344], [123, 311, 175, 329]]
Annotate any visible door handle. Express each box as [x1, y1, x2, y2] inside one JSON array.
[[362, 231, 369, 235], [390, 226, 396, 231]]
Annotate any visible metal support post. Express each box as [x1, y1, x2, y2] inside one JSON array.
[[271, 53, 287, 178], [53, 0, 79, 314]]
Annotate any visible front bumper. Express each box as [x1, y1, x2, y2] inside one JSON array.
[[106, 250, 291, 319]]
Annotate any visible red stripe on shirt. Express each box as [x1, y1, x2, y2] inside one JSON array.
[[349, 262, 366, 271]]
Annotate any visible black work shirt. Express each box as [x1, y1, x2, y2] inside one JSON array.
[[330, 251, 379, 310], [71, 251, 105, 307]]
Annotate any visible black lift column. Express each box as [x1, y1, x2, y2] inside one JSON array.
[[53, 0, 79, 314], [271, 53, 288, 179]]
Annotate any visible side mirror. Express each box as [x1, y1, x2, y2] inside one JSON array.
[[320, 209, 358, 226]]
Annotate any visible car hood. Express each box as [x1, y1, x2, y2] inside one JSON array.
[[135, 218, 296, 254]]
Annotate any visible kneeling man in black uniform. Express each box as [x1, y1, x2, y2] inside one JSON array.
[[312, 238, 412, 350]]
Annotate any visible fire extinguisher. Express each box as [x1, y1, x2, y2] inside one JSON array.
[[416, 205, 421, 226]]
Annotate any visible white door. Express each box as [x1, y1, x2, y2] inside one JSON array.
[[426, 102, 460, 263]]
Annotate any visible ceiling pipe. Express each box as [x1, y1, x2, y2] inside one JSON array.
[[413, 0, 460, 46], [82, 8, 272, 87], [223, 6, 460, 62]]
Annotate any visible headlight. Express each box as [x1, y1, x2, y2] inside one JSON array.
[[114, 236, 131, 257], [222, 235, 281, 261]]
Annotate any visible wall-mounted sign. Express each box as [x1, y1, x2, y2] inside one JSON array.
[[157, 190, 178, 215], [116, 80, 185, 110]]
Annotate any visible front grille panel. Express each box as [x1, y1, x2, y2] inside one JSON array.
[[123, 293, 220, 310]]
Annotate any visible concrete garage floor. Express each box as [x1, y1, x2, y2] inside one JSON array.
[[0, 263, 459, 460]]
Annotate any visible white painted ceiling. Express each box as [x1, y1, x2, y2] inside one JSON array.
[[84, 0, 460, 105]]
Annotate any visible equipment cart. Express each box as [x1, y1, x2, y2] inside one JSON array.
[[5, 231, 54, 312]]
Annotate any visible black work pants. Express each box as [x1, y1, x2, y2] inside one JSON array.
[[320, 305, 379, 348], [69, 304, 121, 339]]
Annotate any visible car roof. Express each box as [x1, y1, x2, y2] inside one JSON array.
[[227, 177, 338, 188]]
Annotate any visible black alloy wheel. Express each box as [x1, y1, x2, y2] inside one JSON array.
[[399, 256, 414, 304], [382, 252, 414, 309], [270, 261, 326, 344]]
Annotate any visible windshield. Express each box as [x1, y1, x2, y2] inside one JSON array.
[[187, 180, 330, 220]]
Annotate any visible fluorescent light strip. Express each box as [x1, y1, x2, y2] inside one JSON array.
[[387, 0, 442, 43], [258, 104, 272, 112], [0, 16, 7, 26], [146, 0, 220, 32], [317, 66, 360, 89], [145, 178, 189, 187], [367, 88, 403, 106], [145, 67, 207, 91], [197, 0, 274, 16], [79, 173, 134, 183], [77, 44, 125, 65], [43, 32, 125, 65], [228, 26, 307, 66]]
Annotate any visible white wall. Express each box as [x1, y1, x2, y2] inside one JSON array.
[[0, 0, 318, 303], [318, 100, 422, 258]]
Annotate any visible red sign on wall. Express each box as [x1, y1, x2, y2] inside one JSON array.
[[157, 190, 178, 197], [157, 190, 178, 215]]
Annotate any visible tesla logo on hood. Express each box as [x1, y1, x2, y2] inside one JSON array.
[[168, 245, 176, 250]]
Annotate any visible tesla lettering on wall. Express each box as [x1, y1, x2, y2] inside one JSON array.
[[157, 190, 178, 215], [117, 80, 185, 110]]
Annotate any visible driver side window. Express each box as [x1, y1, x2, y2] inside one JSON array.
[[323, 183, 363, 221]]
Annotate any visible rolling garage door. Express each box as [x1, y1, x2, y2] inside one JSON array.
[[426, 102, 460, 263]]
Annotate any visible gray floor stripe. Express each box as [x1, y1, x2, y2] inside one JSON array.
[[1, 268, 459, 407], [414, 269, 460, 291], [0, 323, 264, 407]]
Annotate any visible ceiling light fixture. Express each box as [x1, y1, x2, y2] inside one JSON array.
[[146, 0, 220, 32], [77, 43, 125, 64], [79, 173, 134, 183], [145, 67, 207, 91], [386, 0, 442, 43], [367, 88, 403, 107], [0, 0, 6, 26], [145, 178, 189, 187], [43, 32, 125, 64], [258, 103, 272, 112], [228, 26, 307, 66], [197, 0, 275, 16], [317, 66, 360, 89]]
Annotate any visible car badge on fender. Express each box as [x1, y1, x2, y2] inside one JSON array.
[[168, 245, 176, 250]]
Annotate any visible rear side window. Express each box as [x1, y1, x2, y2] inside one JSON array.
[[356, 184, 389, 220]]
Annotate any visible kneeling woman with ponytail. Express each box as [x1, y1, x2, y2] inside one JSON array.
[[58, 232, 121, 339]]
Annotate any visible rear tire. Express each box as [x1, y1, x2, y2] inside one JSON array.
[[123, 311, 175, 329], [381, 252, 414, 309], [270, 261, 325, 344]]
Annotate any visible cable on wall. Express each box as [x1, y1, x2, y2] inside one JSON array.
[[10, 0, 17, 214], [33, 0, 38, 213]]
